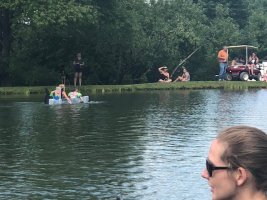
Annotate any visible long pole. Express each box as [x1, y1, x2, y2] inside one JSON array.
[[171, 47, 200, 77]]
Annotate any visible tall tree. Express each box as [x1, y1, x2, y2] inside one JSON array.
[[0, 8, 12, 85], [2, 0, 267, 85], [0, 0, 97, 85]]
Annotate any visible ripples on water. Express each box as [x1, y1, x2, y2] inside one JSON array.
[[1, 89, 267, 199]]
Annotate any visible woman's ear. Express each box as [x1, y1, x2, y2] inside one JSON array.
[[235, 167, 248, 186]]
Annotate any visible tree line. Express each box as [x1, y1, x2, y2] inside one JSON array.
[[1, 0, 267, 86]]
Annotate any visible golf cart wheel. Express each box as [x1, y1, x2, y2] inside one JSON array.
[[240, 72, 249, 81], [225, 73, 233, 81], [256, 73, 262, 81]]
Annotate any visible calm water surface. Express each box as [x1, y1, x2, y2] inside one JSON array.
[[1, 89, 267, 200]]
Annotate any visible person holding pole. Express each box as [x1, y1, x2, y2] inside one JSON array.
[[174, 67, 190, 82]]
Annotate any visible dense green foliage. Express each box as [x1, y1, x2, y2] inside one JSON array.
[[1, 0, 267, 86]]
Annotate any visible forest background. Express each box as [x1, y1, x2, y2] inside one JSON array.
[[1, 0, 267, 86]]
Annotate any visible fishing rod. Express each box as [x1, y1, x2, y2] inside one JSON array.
[[171, 47, 200, 77]]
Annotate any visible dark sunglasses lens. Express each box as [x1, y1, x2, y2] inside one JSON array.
[[206, 160, 213, 177]]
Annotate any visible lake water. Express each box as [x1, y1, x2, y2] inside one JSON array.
[[1, 89, 267, 200]]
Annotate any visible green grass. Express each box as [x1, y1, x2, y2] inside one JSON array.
[[1, 81, 267, 96]]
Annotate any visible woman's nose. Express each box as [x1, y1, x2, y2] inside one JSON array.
[[201, 168, 209, 179]]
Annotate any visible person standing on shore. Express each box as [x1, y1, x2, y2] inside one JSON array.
[[217, 46, 228, 81], [201, 125, 267, 200], [73, 53, 84, 87]]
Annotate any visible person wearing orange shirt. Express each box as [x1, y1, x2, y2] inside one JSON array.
[[217, 46, 228, 81]]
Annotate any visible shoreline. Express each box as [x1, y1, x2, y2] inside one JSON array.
[[1, 81, 267, 96]]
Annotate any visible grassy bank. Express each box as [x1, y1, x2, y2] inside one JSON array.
[[1, 81, 267, 96]]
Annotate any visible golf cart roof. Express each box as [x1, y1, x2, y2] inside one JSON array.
[[226, 45, 258, 49], [225, 45, 258, 65]]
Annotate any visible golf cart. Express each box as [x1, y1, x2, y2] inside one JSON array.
[[225, 45, 262, 81]]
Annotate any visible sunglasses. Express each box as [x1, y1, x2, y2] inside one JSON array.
[[206, 159, 230, 177]]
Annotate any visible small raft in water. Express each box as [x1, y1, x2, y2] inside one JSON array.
[[48, 96, 89, 105]]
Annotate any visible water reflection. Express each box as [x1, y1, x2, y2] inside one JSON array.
[[1, 90, 267, 199]]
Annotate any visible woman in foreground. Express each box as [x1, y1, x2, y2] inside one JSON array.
[[201, 125, 267, 200]]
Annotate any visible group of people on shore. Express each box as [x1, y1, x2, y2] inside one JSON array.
[[44, 84, 83, 104], [66, 48, 267, 86], [217, 46, 267, 81], [158, 66, 190, 83], [230, 53, 259, 76]]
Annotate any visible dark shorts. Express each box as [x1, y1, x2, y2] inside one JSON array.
[[74, 64, 82, 73]]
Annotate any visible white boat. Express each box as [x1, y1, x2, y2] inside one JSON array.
[[48, 96, 89, 105]]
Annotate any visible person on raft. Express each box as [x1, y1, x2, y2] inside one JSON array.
[[50, 84, 72, 104], [68, 88, 83, 103]]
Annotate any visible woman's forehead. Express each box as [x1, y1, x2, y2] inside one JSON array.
[[208, 139, 227, 163]]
